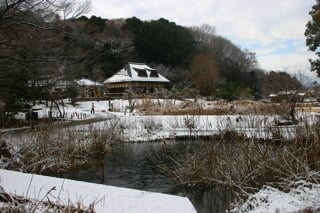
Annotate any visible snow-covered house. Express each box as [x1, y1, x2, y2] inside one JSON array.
[[75, 78, 104, 99], [103, 62, 170, 97], [28, 75, 68, 94]]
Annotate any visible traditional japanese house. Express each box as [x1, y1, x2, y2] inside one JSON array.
[[103, 62, 170, 97]]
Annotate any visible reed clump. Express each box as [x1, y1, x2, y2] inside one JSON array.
[[153, 118, 320, 202], [5, 121, 123, 175], [0, 184, 96, 212]]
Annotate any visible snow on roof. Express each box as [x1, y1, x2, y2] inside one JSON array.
[[103, 62, 170, 84], [0, 169, 196, 213], [75, 78, 103, 86]]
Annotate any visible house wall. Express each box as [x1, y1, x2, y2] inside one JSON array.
[[79, 86, 103, 98], [106, 82, 167, 97], [106, 82, 166, 89]]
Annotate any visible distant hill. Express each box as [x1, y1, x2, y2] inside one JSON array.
[[277, 65, 320, 88], [296, 73, 319, 88]]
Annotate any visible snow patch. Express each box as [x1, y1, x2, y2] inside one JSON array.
[[0, 169, 196, 213], [230, 181, 320, 213]]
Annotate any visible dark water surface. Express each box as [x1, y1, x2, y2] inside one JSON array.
[[62, 141, 233, 213]]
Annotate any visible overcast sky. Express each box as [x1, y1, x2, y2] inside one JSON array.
[[86, 0, 316, 74]]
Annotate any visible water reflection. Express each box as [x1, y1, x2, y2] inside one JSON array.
[[63, 141, 233, 213]]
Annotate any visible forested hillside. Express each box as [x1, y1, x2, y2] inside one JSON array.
[[0, 0, 303, 112], [64, 16, 302, 100]]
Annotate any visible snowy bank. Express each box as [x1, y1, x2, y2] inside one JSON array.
[[0, 169, 196, 212], [230, 181, 320, 213], [10, 100, 320, 142]]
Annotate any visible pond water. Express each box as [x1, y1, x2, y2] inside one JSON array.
[[62, 141, 234, 213]]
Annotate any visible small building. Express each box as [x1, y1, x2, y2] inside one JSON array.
[[75, 78, 104, 99], [28, 75, 68, 93], [269, 91, 305, 103], [103, 62, 170, 97]]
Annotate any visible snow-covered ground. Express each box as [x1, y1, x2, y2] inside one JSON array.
[[0, 169, 196, 212], [3, 99, 320, 212], [20, 99, 319, 142], [230, 180, 320, 212]]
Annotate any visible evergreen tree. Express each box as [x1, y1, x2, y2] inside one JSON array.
[[305, 0, 320, 75], [123, 17, 196, 66]]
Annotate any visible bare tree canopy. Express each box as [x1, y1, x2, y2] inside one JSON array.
[[0, 0, 90, 110], [0, 0, 90, 28]]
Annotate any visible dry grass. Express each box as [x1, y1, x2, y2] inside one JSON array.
[[152, 120, 320, 203], [5, 121, 124, 174], [137, 98, 283, 115], [297, 106, 320, 113], [0, 184, 96, 212], [0, 120, 123, 212]]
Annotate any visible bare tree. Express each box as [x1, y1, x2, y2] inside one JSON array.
[[190, 24, 216, 44], [0, 0, 90, 111], [190, 24, 259, 99], [190, 53, 222, 96]]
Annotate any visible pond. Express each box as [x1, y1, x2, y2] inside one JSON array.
[[62, 141, 234, 213]]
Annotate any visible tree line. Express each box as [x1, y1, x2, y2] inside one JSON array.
[[66, 16, 302, 100], [0, 0, 304, 114]]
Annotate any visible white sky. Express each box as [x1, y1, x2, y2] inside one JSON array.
[[85, 0, 317, 73]]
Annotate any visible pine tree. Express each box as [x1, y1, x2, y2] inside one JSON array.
[[305, 0, 320, 75]]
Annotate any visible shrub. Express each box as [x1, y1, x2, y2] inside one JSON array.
[[5, 122, 122, 174]]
